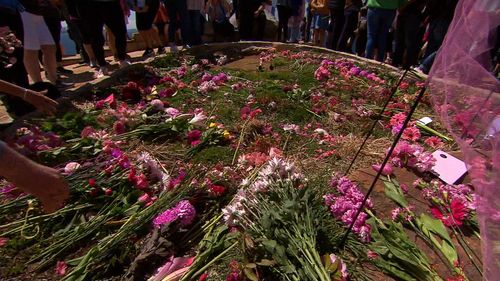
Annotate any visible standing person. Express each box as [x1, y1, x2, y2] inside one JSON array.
[[187, 0, 205, 46], [391, 0, 425, 68], [206, 0, 233, 42], [310, 0, 329, 46], [18, 0, 58, 85], [365, 0, 405, 62], [423, 0, 458, 60], [288, 0, 304, 43], [253, 0, 269, 41], [328, 0, 345, 50], [163, 0, 190, 52], [130, 0, 162, 57], [236, 0, 261, 40], [153, 1, 169, 47], [43, 7, 74, 76], [66, 0, 98, 68], [78, 0, 130, 78], [276, 0, 292, 42], [336, 0, 362, 52]]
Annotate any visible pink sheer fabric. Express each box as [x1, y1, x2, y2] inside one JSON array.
[[428, 0, 499, 279]]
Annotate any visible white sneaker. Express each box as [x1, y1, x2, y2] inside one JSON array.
[[119, 60, 131, 68], [94, 66, 109, 79]]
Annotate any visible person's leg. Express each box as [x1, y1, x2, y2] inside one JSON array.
[[337, 9, 358, 52], [21, 12, 57, 83], [330, 8, 344, 50], [256, 13, 266, 41], [305, 6, 312, 42], [103, 1, 128, 62], [392, 15, 405, 67], [277, 5, 290, 42], [319, 29, 326, 47], [188, 10, 202, 45], [418, 51, 436, 74], [43, 17, 63, 64], [23, 50, 43, 83], [404, 13, 421, 68], [174, 0, 190, 46], [425, 18, 449, 58], [40, 44, 57, 83], [165, 0, 178, 46], [375, 9, 395, 62], [365, 8, 380, 59]]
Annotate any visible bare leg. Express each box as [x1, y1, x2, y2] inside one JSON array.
[[23, 49, 43, 83], [41, 44, 57, 84], [83, 44, 97, 65]]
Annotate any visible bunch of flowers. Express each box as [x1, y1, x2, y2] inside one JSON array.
[[417, 179, 476, 227], [391, 205, 415, 223], [153, 200, 196, 228], [388, 112, 422, 142], [137, 152, 170, 191], [327, 254, 349, 281], [0, 27, 22, 68], [198, 72, 229, 94], [223, 158, 305, 226], [12, 126, 63, 156], [389, 141, 436, 173], [314, 59, 334, 81], [324, 175, 372, 242], [332, 58, 385, 84]]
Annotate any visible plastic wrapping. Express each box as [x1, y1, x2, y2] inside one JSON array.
[[427, 0, 499, 279]]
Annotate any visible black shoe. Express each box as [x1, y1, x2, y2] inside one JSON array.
[[57, 66, 74, 75], [142, 48, 154, 58], [157, 47, 166, 54]]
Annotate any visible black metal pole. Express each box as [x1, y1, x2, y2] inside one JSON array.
[[344, 69, 409, 176], [338, 85, 427, 249]]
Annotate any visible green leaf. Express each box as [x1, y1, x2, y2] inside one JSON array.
[[262, 240, 277, 253], [244, 268, 259, 281], [384, 179, 408, 207], [245, 263, 257, 269], [256, 259, 276, 266], [418, 214, 453, 244]]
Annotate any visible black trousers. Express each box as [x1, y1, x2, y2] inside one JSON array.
[[43, 16, 63, 62], [336, 8, 358, 52], [277, 5, 291, 42], [79, 1, 127, 66], [329, 8, 345, 50], [392, 13, 422, 68]]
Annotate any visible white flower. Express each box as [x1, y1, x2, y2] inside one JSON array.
[[64, 162, 81, 175], [314, 128, 329, 136], [189, 112, 207, 126]]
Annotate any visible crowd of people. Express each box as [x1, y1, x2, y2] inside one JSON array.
[[0, 0, 478, 87]]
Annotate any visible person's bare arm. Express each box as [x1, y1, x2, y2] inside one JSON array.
[[0, 79, 58, 115], [0, 141, 69, 213]]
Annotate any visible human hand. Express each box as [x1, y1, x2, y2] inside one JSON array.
[[24, 90, 58, 115], [18, 164, 70, 213]]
